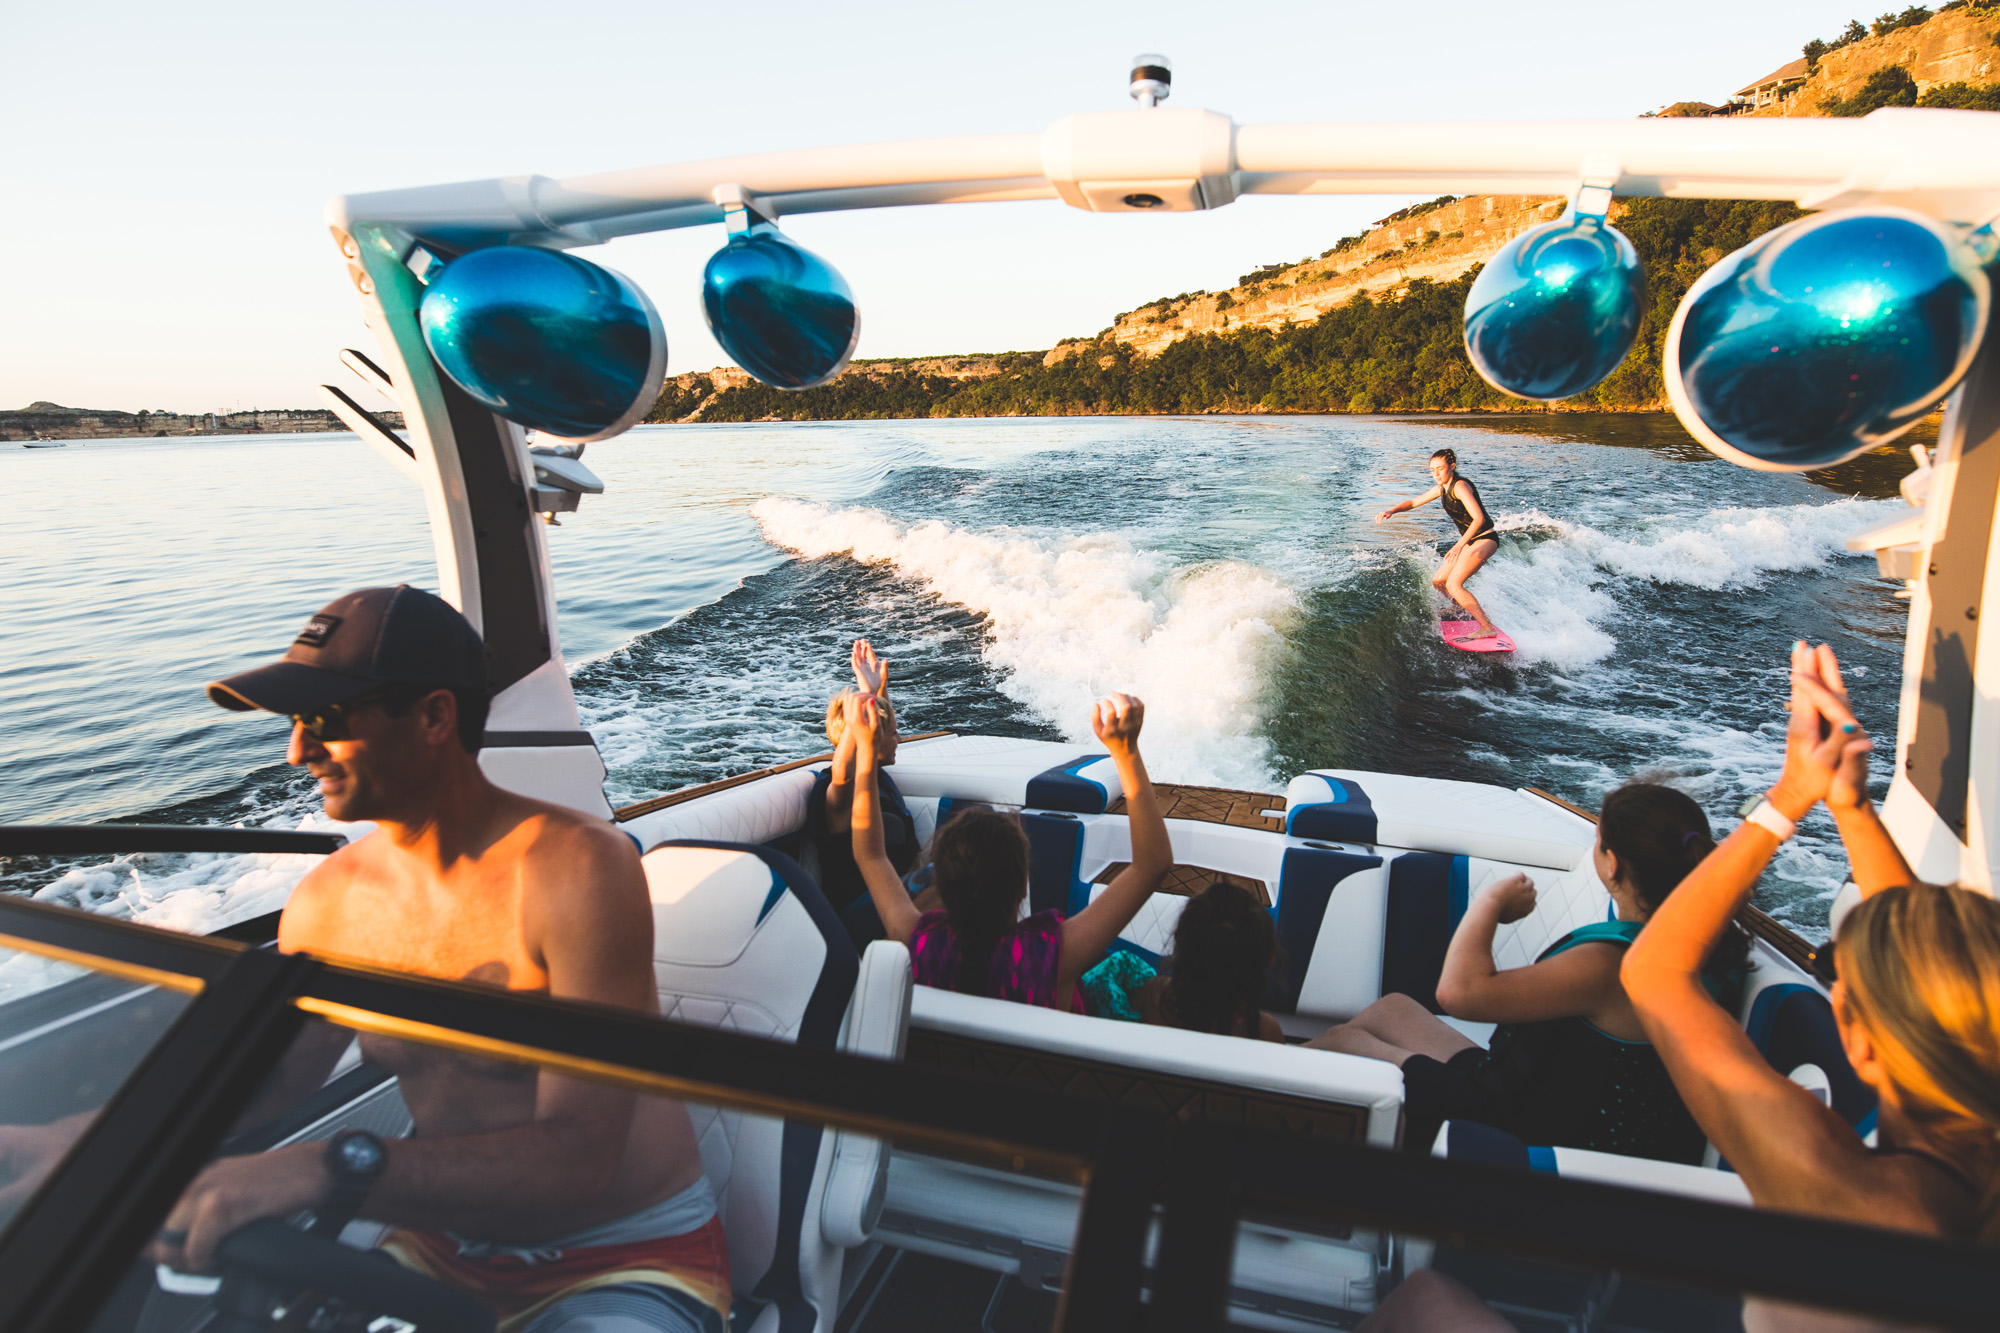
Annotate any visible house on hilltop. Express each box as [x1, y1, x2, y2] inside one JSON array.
[[1733, 58, 1809, 110]]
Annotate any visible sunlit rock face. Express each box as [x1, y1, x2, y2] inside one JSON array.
[[1667, 209, 1988, 471], [1461, 213, 1645, 402], [420, 246, 666, 441], [702, 225, 860, 390]]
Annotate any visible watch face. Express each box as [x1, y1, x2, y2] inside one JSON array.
[[337, 1134, 385, 1174]]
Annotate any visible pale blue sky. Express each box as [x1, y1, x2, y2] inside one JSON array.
[[6, 1, 1865, 412]]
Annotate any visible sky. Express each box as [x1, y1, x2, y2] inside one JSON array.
[[4, 0, 1868, 413]]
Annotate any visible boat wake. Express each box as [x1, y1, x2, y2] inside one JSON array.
[[753, 497, 1298, 791]]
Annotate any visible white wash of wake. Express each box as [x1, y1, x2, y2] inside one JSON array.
[[753, 497, 1298, 790], [8, 812, 369, 983], [1468, 496, 1904, 669]]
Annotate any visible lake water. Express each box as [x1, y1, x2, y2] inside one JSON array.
[[0, 415, 1913, 941]]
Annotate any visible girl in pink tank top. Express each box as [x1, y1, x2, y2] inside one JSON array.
[[841, 691, 1173, 1013]]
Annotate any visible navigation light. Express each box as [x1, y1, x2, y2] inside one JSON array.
[[419, 246, 667, 442], [1463, 208, 1644, 401], [702, 221, 860, 390], [1665, 208, 1989, 471]]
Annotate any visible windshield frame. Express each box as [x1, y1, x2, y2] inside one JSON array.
[[1, 832, 1999, 1333]]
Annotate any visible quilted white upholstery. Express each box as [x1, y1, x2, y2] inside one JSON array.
[[623, 767, 819, 853], [820, 941, 911, 1249], [1286, 771, 1592, 871], [1489, 861, 1614, 971], [1085, 882, 1188, 956], [888, 734, 1126, 808], [643, 843, 874, 1333], [1295, 866, 1390, 1021]]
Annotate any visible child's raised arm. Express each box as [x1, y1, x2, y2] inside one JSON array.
[[847, 693, 921, 944], [1059, 694, 1172, 997]]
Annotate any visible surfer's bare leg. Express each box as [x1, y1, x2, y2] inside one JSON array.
[[1444, 538, 1501, 636]]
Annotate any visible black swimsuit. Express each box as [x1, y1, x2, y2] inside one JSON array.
[[1440, 476, 1497, 544]]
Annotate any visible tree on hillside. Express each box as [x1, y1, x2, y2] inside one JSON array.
[[1920, 79, 2000, 109], [1822, 64, 1919, 114]]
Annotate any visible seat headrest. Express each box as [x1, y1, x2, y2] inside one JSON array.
[[1745, 983, 1876, 1130]]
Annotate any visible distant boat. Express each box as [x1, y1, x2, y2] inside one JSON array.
[[21, 441, 65, 448]]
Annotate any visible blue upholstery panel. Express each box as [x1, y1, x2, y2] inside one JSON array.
[[1021, 812, 1091, 917], [1746, 983, 1877, 1130], [1285, 774, 1380, 844], [1268, 846, 1383, 1013], [1445, 1119, 1531, 1171], [1381, 852, 1470, 1013], [1025, 754, 1112, 814]]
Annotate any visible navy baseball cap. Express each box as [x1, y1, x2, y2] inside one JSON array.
[[207, 585, 488, 715]]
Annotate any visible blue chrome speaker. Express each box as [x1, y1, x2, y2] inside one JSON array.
[[702, 221, 859, 389], [1666, 207, 1989, 471], [1463, 208, 1644, 400], [419, 246, 667, 441]]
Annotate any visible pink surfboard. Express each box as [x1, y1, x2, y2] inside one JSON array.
[[1441, 619, 1516, 654]]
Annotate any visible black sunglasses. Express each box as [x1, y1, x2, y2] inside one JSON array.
[[289, 690, 395, 742]]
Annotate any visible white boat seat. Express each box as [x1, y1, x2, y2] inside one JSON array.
[[1283, 771, 1590, 871], [624, 766, 821, 852], [1429, 1119, 1751, 1207], [888, 734, 1126, 813], [1742, 975, 1876, 1135], [889, 987, 1401, 1324], [643, 839, 908, 1333]]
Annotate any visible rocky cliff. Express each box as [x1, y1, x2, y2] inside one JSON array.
[[1751, 6, 2000, 116]]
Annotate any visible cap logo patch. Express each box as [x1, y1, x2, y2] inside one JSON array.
[[295, 615, 342, 649]]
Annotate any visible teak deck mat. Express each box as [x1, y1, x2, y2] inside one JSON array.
[[1107, 783, 1288, 834], [1091, 863, 1270, 906]]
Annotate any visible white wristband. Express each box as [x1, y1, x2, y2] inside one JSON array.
[[1744, 800, 1797, 842]]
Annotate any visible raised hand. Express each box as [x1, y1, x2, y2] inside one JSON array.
[[1772, 641, 1872, 817], [850, 639, 889, 697], [844, 690, 883, 755], [1090, 692, 1146, 754], [1484, 872, 1538, 924]]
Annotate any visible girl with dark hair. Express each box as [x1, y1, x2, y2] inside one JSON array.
[[1082, 880, 1284, 1040], [844, 691, 1173, 1011], [1375, 446, 1507, 643], [1309, 781, 1748, 1163]]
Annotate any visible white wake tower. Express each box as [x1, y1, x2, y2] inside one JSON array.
[[318, 65, 2000, 898]]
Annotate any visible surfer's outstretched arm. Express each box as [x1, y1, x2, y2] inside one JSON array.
[[1375, 483, 1443, 523]]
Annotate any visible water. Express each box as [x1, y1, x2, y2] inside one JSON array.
[[0, 416, 1912, 941]]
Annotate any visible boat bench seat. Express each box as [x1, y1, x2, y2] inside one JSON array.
[[624, 766, 823, 852], [1284, 771, 1592, 872], [642, 840, 912, 1333], [884, 984, 1401, 1325], [889, 734, 1126, 814]]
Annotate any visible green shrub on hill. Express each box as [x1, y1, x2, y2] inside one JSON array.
[[1823, 64, 1920, 115], [679, 197, 1806, 423], [1920, 79, 2000, 108]]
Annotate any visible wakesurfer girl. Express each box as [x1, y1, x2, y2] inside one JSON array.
[[1376, 447, 1505, 642]]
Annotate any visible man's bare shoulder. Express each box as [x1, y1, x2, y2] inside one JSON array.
[[277, 832, 389, 953], [499, 795, 647, 902]]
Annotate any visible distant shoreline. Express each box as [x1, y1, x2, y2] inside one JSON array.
[[1, 403, 404, 443]]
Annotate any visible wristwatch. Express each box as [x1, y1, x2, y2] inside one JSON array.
[[314, 1129, 388, 1235]]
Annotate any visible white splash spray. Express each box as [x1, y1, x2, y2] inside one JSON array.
[[753, 498, 1299, 789]]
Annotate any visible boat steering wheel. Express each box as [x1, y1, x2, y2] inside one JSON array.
[[208, 1219, 494, 1333]]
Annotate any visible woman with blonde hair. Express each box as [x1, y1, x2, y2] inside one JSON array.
[[1624, 641, 2000, 1327]]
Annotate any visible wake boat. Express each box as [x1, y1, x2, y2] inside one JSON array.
[[3, 58, 2000, 1333]]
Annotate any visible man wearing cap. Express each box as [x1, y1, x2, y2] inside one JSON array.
[[154, 586, 732, 1333]]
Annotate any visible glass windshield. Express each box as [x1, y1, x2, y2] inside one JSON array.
[[82, 1006, 1085, 1333], [0, 945, 196, 1243]]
